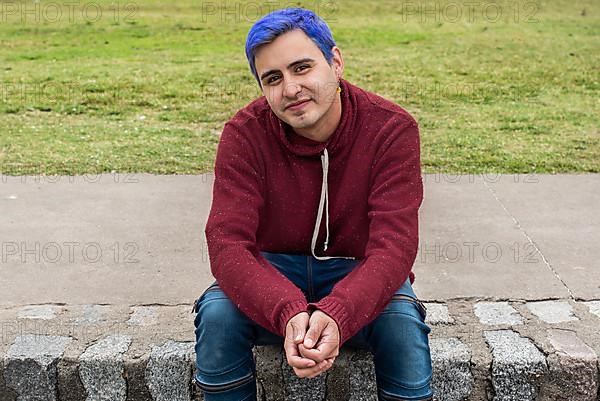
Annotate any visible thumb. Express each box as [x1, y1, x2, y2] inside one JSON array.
[[289, 314, 309, 343], [304, 320, 321, 349]]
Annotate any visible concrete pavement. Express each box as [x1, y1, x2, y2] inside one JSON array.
[[1, 173, 599, 400]]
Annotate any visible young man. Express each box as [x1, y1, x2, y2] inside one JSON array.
[[193, 7, 433, 401]]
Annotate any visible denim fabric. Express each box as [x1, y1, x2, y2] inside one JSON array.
[[193, 251, 433, 401]]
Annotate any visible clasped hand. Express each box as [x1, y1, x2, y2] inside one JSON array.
[[283, 310, 340, 378]]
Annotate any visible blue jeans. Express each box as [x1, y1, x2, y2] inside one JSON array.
[[193, 251, 433, 401]]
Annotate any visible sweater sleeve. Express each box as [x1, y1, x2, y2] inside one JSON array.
[[205, 122, 308, 338], [307, 119, 423, 346]]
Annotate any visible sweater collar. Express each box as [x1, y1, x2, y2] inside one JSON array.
[[270, 78, 353, 158]]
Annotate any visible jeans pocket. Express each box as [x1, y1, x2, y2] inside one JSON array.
[[191, 281, 220, 313]]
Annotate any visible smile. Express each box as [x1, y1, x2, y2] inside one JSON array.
[[286, 99, 311, 110]]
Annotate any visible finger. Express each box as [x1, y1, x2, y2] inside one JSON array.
[[295, 356, 336, 377], [288, 354, 317, 369], [304, 320, 323, 349], [311, 357, 335, 378], [288, 319, 307, 344], [304, 357, 336, 378], [285, 314, 308, 344], [284, 313, 313, 369], [284, 338, 316, 369], [293, 357, 334, 378], [299, 336, 338, 360], [298, 343, 329, 362]]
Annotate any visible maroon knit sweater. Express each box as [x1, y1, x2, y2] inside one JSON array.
[[205, 78, 423, 346]]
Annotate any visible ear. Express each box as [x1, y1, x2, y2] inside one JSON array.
[[331, 46, 344, 79]]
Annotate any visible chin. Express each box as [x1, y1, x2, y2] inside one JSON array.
[[289, 117, 317, 130], [291, 111, 321, 127]]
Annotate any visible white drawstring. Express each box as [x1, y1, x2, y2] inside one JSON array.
[[310, 148, 356, 261]]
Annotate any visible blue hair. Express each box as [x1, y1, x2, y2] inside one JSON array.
[[245, 8, 336, 87]]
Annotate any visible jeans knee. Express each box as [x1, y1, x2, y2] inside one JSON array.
[[194, 292, 255, 372], [196, 300, 231, 334], [194, 290, 249, 337], [370, 308, 433, 398], [373, 302, 431, 347]]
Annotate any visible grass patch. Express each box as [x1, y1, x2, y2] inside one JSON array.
[[0, 0, 598, 174]]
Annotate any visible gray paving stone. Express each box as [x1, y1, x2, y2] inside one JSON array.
[[526, 300, 578, 324], [424, 303, 454, 324], [17, 305, 60, 320], [75, 305, 108, 325], [430, 337, 473, 401], [583, 301, 600, 319], [282, 356, 328, 401], [543, 329, 598, 401], [311, 349, 361, 401], [254, 345, 285, 401], [78, 335, 131, 401], [474, 302, 523, 325], [0, 358, 18, 400], [127, 306, 157, 326], [484, 330, 547, 401], [346, 349, 377, 401], [4, 334, 72, 401], [323, 350, 352, 401], [272, 347, 377, 401], [145, 340, 194, 401], [124, 356, 153, 401]]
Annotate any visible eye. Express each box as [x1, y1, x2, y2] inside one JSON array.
[[266, 75, 280, 84], [296, 64, 310, 72]]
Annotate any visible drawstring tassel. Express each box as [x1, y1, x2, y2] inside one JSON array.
[[310, 148, 356, 261]]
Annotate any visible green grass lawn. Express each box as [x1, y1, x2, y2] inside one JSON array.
[[0, 0, 598, 174]]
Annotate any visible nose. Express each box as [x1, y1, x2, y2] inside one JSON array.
[[282, 80, 302, 99]]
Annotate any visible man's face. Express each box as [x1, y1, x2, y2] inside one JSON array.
[[254, 29, 343, 132]]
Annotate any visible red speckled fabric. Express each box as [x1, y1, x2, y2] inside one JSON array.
[[205, 78, 423, 346]]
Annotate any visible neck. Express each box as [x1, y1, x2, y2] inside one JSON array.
[[293, 92, 342, 143]]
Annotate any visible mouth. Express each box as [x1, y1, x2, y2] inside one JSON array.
[[286, 99, 311, 111]]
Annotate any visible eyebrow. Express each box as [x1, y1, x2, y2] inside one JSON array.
[[259, 58, 315, 81]]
